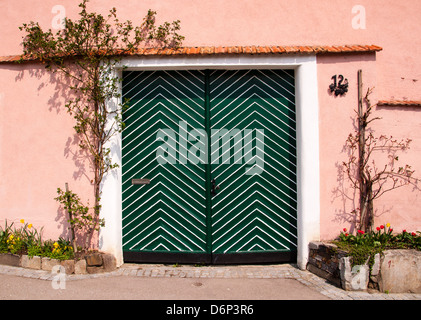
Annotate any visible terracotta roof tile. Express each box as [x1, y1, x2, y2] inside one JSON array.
[[299, 46, 313, 53], [369, 45, 383, 51], [269, 46, 277, 53], [0, 45, 382, 64], [215, 46, 223, 54], [283, 46, 295, 53]]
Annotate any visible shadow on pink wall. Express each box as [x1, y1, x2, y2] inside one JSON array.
[[331, 96, 421, 234], [6, 63, 95, 244]]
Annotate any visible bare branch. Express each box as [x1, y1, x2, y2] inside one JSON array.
[[342, 71, 419, 231]]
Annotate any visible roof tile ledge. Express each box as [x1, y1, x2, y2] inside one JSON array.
[[377, 100, 421, 107], [0, 44, 382, 64]]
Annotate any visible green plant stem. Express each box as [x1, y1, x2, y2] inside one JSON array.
[[65, 183, 78, 253]]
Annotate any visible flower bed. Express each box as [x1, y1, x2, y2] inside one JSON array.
[[0, 219, 116, 274], [307, 224, 421, 292], [0, 220, 74, 260], [335, 224, 420, 270]]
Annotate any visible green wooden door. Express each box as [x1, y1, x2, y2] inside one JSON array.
[[121, 70, 210, 263], [209, 70, 297, 263], [122, 69, 297, 264]]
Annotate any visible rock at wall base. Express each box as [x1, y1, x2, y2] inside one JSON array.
[[21, 255, 41, 270], [0, 253, 21, 267], [339, 256, 369, 291], [379, 249, 421, 293], [74, 259, 87, 275]]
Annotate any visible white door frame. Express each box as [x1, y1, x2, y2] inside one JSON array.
[[99, 54, 321, 269]]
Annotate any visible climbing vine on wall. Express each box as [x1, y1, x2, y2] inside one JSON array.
[[19, 0, 184, 249]]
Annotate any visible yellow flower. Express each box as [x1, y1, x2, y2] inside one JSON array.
[[53, 242, 59, 248], [20, 219, 25, 224], [28, 224, 32, 229], [386, 223, 391, 228], [9, 234, 14, 240]]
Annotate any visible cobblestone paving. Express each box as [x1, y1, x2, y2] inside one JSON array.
[[1, 263, 420, 300]]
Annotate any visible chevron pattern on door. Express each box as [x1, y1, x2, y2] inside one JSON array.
[[121, 69, 297, 264], [209, 69, 297, 259], [122, 70, 209, 258]]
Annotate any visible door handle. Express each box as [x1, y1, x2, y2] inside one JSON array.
[[211, 178, 220, 196]]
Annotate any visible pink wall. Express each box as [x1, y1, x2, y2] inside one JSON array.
[[0, 63, 94, 240], [317, 54, 421, 238], [1, 0, 421, 101], [318, 54, 376, 238], [0, 0, 420, 241]]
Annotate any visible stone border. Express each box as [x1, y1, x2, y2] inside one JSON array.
[[307, 241, 377, 291], [0, 252, 116, 275], [306, 241, 347, 288]]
